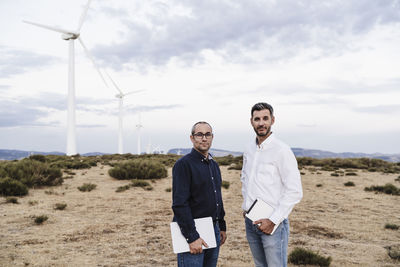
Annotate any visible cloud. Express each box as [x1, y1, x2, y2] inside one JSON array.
[[0, 46, 58, 78], [125, 104, 182, 113], [0, 92, 115, 127], [353, 104, 400, 114], [94, 0, 400, 69], [0, 99, 52, 127]]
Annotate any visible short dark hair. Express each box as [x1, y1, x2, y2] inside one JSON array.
[[191, 121, 212, 135], [251, 102, 274, 117]]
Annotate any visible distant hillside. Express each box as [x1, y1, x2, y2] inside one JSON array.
[[0, 149, 65, 160], [168, 147, 400, 162], [168, 148, 242, 157], [1, 148, 399, 162]]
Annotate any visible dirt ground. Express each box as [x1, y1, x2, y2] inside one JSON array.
[[1, 164, 399, 267]]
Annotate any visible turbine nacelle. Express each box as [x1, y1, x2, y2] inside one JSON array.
[[62, 32, 80, 40]]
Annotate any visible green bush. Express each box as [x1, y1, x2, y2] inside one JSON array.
[[0, 159, 63, 187], [77, 183, 97, 192], [345, 172, 357, 176], [296, 157, 400, 173], [0, 177, 29, 196], [29, 154, 47, 162], [330, 173, 339, 177], [221, 180, 230, 189], [131, 179, 150, 187], [385, 223, 399, 230], [316, 184, 323, 187], [289, 247, 332, 266], [228, 162, 242, 170], [5, 196, 18, 204], [34, 215, 48, 225], [116, 185, 130, 192], [344, 181, 355, 187], [364, 183, 400, 195], [165, 187, 172, 192], [54, 203, 67, 210], [108, 159, 167, 180]]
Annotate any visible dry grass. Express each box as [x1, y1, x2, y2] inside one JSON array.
[[0, 165, 399, 266]]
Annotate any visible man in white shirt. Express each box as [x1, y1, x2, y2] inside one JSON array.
[[241, 102, 303, 267]]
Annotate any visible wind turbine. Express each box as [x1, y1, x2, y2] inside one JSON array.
[[106, 72, 143, 154], [137, 112, 144, 155], [23, 0, 108, 156]]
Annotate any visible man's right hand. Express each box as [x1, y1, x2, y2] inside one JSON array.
[[189, 237, 208, 254]]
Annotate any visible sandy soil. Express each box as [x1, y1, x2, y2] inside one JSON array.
[[0, 164, 399, 267]]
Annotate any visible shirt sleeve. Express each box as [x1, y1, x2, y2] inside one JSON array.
[[216, 166, 227, 232], [240, 153, 248, 210], [172, 160, 200, 243], [269, 147, 303, 224]]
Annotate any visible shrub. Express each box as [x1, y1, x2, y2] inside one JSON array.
[[345, 172, 357, 176], [395, 176, 400, 182], [289, 247, 332, 266], [5, 196, 18, 204], [330, 173, 339, 177], [131, 179, 150, 187], [0, 159, 63, 187], [165, 187, 172, 192], [0, 177, 29, 196], [221, 180, 230, 189], [109, 159, 167, 180], [364, 183, 400, 195], [116, 185, 130, 192], [385, 223, 399, 230], [215, 155, 236, 166], [131, 179, 153, 190], [29, 154, 47, 162], [316, 184, 323, 187], [77, 183, 97, 192], [29, 200, 38, 206], [300, 172, 306, 175], [54, 203, 67, 210], [34, 215, 48, 225], [344, 181, 355, 187], [228, 162, 242, 170]]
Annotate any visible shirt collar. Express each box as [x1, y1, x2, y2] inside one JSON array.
[[190, 148, 213, 162], [255, 132, 275, 149]]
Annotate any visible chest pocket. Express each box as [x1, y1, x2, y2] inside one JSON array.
[[257, 163, 276, 185]]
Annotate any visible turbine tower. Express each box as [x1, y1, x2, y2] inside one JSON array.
[[136, 112, 143, 155], [23, 0, 108, 156], [106, 72, 143, 154]]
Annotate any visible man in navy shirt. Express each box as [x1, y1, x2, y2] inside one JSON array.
[[172, 121, 227, 267]]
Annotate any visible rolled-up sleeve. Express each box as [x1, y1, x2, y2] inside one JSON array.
[[269, 147, 303, 224]]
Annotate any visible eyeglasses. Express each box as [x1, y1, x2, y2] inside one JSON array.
[[192, 132, 213, 139]]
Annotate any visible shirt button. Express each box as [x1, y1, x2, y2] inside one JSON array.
[[214, 190, 216, 193], [217, 204, 219, 206]]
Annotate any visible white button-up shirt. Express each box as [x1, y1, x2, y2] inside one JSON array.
[[241, 133, 303, 225]]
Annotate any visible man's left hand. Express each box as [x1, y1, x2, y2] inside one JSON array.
[[220, 231, 227, 246], [253, 219, 275, 235]]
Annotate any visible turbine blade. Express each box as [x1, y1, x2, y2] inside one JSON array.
[[104, 70, 123, 94], [78, 37, 109, 88], [76, 0, 92, 32], [23, 20, 73, 35], [124, 90, 145, 96]]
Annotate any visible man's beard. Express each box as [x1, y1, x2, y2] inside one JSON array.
[[254, 126, 271, 137]]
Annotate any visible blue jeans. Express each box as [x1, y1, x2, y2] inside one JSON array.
[[245, 217, 289, 267], [177, 222, 221, 267]]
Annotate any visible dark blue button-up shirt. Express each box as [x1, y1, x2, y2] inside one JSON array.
[[172, 148, 226, 243]]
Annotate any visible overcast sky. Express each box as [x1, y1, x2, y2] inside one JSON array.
[[1, 0, 400, 155]]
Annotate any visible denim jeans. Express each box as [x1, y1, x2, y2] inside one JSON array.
[[177, 222, 221, 267], [245, 217, 289, 267]]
